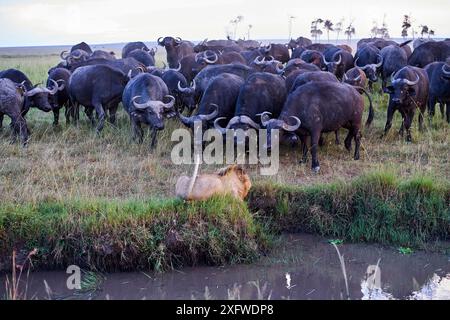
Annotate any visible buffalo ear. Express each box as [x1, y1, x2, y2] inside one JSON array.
[[384, 86, 394, 94], [408, 87, 417, 97]]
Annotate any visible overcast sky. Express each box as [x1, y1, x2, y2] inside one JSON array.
[[0, 0, 448, 47]]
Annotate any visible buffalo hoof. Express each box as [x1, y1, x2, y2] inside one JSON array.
[[312, 166, 320, 174]]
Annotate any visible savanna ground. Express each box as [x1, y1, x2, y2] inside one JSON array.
[[0, 49, 448, 204]]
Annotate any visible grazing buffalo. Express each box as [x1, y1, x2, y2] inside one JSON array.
[[178, 73, 244, 130], [0, 68, 61, 116], [380, 45, 408, 90], [408, 41, 450, 68], [262, 82, 373, 172], [161, 70, 196, 113], [214, 73, 286, 140], [300, 50, 325, 69], [126, 49, 156, 67], [354, 44, 383, 89], [383, 66, 430, 142], [47, 68, 71, 126], [122, 41, 150, 58], [158, 37, 195, 68], [122, 73, 175, 148], [323, 50, 354, 80], [343, 67, 368, 88], [69, 65, 130, 132], [425, 61, 450, 123], [0, 78, 28, 145]]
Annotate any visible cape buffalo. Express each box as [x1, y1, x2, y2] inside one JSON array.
[[122, 73, 175, 148], [0, 78, 28, 145], [380, 45, 408, 90], [47, 68, 71, 126], [343, 67, 368, 89], [68, 65, 130, 132], [408, 41, 450, 68], [161, 70, 196, 113], [158, 37, 195, 69], [122, 41, 150, 58], [262, 82, 373, 172], [383, 66, 430, 142], [425, 61, 450, 123]]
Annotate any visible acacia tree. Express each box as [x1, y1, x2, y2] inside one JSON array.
[[311, 19, 324, 42], [324, 20, 334, 42], [429, 29, 435, 39], [230, 15, 244, 40], [334, 19, 344, 43], [401, 15, 412, 39], [420, 25, 429, 38], [247, 24, 253, 40], [345, 22, 355, 43]]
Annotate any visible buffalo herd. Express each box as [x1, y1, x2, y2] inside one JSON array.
[[0, 37, 449, 172]]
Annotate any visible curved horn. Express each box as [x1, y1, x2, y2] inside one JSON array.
[[177, 81, 190, 93], [264, 44, 272, 53], [214, 117, 228, 134], [253, 56, 265, 65], [174, 62, 182, 72], [282, 116, 301, 131], [276, 63, 285, 74], [239, 115, 261, 129], [258, 112, 273, 127], [175, 37, 182, 43], [163, 95, 176, 110], [198, 104, 219, 121], [343, 73, 349, 81], [60, 50, 69, 60], [354, 57, 361, 68], [45, 79, 59, 95], [127, 70, 133, 79], [323, 54, 331, 65], [132, 96, 149, 109], [203, 52, 218, 64], [334, 54, 342, 65], [55, 79, 66, 91], [404, 72, 420, 86], [190, 79, 196, 91], [375, 54, 383, 68], [442, 64, 450, 76], [71, 50, 83, 59], [157, 37, 164, 46]]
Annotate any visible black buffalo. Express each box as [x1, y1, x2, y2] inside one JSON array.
[[383, 66, 430, 142], [178, 73, 244, 130], [323, 50, 354, 80], [425, 61, 450, 123], [343, 67, 368, 88], [68, 65, 130, 132], [161, 70, 196, 113], [122, 41, 150, 58], [262, 82, 373, 172], [47, 68, 71, 126], [408, 41, 450, 68], [158, 37, 195, 69], [0, 78, 28, 145], [354, 44, 383, 89], [380, 45, 408, 90], [122, 73, 175, 148]]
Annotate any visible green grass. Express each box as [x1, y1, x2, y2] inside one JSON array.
[[249, 171, 450, 248]]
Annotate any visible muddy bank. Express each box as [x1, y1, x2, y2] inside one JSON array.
[[1, 234, 449, 300], [0, 172, 449, 273]]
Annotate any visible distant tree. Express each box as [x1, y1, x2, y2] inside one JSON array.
[[345, 22, 356, 43], [429, 29, 435, 39], [230, 15, 244, 40], [420, 25, 429, 38], [288, 15, 296, 40], [247, 24, 253, 40], [324, 20, 334, 42], [311, 18, 324, 42], [401, 15, 412, 39], [334, 18, 344, 43]]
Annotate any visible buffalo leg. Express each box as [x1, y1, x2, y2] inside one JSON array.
[[108, 103, 119, 125], [404, 111, 414, 142], [299, 135, 308, 164], [64, 105, 71, 125], [85, 107, 95, 127], [150, 128, 158, 150], [310, 129, 321, 173], [344, 131, 352, 151], [93, 103, 105, 133], [0, 113, 3, 131], [446, 103, 450, 123], [53, 108, 60, 126], [335, 131, 340, 145], [383, 103, 396, 137], [353, 128, 361, 160], [418, 107, 425, 132], [131, 119, 144, 143]]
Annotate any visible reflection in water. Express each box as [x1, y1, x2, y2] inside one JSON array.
[[1, 234, 449, 300]]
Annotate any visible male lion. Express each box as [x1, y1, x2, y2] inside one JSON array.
[[175, 160, 252, 201]]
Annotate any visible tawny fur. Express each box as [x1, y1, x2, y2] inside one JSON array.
[[175, 165, 252, 201]]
